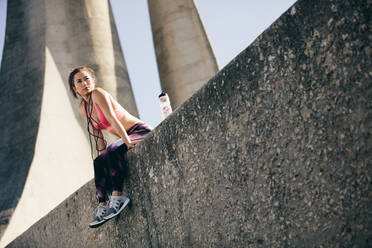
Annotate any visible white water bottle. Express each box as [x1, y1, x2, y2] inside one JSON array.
[[159, 92, 172, 119]]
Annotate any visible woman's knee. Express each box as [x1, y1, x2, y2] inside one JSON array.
[[93, 155, 107, 170]]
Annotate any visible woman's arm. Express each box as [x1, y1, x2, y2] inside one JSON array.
[[91, 88, 135, 149]]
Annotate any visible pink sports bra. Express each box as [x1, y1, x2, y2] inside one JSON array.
[[86, 103, 125, 131]]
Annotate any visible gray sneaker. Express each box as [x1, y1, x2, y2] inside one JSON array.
[[103, 195, 130, 221], [89, 205, 109, 228]]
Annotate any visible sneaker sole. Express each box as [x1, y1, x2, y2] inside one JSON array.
[[89, 218, 108, 228], [103, 198, 130, 220]]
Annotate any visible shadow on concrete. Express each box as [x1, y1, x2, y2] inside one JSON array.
[[0, 0, 46, 239]]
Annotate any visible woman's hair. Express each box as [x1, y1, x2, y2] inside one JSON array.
[[68, 66, 96, 99]]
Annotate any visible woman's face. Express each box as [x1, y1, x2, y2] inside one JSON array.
[[73, 70, 95, 97]]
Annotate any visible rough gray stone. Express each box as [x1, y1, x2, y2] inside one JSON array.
[[8, 0, 372, 247]]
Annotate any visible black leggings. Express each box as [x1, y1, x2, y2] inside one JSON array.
[[93, 123, 152, 202]]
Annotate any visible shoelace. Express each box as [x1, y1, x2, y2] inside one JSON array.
[[109, 198, 122, 210], [96, 206, 107, 218]]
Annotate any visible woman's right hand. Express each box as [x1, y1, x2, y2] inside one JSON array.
[[125, 140, 140, 150], [126, 140, 140, 150], [126, 142, 135, 149]]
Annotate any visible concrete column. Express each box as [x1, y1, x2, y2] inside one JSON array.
[[0, 0, 137, 245], [148, 0, 219, 109], [44, 0, 138, 117], [0, 0, 46, 240]]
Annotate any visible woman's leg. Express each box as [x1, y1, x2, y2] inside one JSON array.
[[93, 154, 112, 203], [100, 141, 129, 220], [90, 155, 111, 228], [102, 124, 152, 220], [107, 143, 127, 194], [107, 123, 152, 193]]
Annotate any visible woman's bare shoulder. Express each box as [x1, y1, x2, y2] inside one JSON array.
[[92, 87, 113, 103], [92, 87, 109, 96]]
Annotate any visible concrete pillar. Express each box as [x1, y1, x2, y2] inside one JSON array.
[[148, 0, 219, 109], [0, 0, 137, 245], [44, 0, 138, 117]]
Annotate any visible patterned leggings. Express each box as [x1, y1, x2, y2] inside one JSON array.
[[93, 123, 152, 202]]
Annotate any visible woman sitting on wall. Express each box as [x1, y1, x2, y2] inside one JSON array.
[[68, 66, 152, 228]]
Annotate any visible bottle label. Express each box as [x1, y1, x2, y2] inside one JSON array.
[[159, 93, 172, 119]]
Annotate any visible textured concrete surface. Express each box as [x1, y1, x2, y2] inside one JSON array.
[[0, 0, 46, 239], [0, 0, 137, 244], [8, 0, 372, 247], [148, 0, 219, 109]]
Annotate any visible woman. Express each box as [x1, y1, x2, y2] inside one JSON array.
[[68, 66, 152, 228]]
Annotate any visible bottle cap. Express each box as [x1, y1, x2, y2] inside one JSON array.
[[159, 92, 166, 98]]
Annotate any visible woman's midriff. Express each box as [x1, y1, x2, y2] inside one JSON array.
[[109, 95, 142, 131], [106, 115, 143, 137]]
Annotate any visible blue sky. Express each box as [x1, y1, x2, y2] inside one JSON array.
[[0, 0, 297, 127]]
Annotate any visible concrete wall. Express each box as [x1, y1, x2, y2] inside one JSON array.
[[7, 0, 371, 247], [0, 0, 137, 245]]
